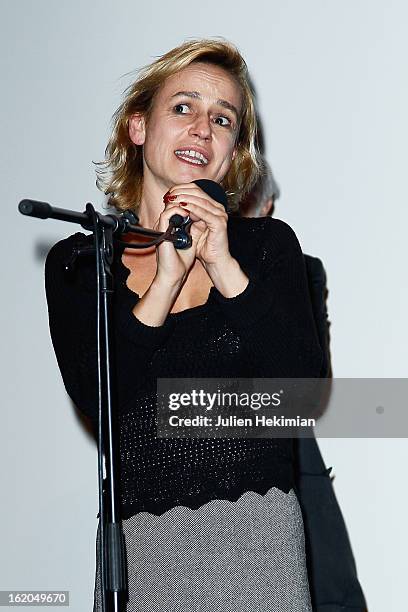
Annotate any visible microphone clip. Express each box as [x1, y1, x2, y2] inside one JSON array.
[[169, 214, 193, 249]]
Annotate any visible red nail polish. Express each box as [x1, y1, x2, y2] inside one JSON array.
[[167, 195, 177, 201], [180, 201, 188, 206]]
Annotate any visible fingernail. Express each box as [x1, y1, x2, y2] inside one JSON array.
[[180, 201, 188, 206]]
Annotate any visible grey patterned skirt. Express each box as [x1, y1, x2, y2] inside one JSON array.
[[93, 487, 312, 611]]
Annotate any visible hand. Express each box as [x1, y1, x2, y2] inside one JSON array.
[[166, 183, 231, 271], [153, 198, 197, 287]]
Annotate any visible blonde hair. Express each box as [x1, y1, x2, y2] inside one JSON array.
[[96, 38, 261, 212]]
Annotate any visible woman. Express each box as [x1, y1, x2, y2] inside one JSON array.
[[45, 39, 322, 611]]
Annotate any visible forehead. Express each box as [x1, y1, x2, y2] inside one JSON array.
[[156, 62, 242, 111]]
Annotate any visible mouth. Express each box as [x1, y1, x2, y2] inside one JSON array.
[[174, 148, 209, 166]]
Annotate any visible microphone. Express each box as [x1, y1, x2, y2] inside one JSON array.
[[194, 179, 228, 210], [170, 179, 228, 249]]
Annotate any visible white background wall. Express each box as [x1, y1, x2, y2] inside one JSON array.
[[1, 1, 407, 610]]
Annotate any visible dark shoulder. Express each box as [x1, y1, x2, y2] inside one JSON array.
[[304, 254, 327, 286], [45, 232, 93, 270], [44, 232, 94, 291], [46, 232, 93, 258], [228, 215, 303, 258]]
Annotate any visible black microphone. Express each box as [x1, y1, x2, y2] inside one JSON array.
[[170, 179, 228, 249], [194, 179, 228, 210]]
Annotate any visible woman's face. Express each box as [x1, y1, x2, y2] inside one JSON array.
[[129, 62, 242, 193]]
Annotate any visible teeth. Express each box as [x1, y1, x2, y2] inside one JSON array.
[[175, 149, 209, 165]]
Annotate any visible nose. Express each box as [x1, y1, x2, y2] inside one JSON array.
[[188, 112, 212, 141]]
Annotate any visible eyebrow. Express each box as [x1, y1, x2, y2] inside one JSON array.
[[170, 90, 240, 120]]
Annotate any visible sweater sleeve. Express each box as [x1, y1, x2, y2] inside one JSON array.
[[209, 218, 323, 378], [304, 255, 332, 378], [44, 232, 175, 423]]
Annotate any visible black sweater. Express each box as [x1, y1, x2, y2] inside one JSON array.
[[45, 216, 322, 519]]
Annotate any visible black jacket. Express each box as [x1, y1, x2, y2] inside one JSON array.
[[295, 254, 367, 611]]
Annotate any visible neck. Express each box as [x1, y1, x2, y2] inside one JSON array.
[[137, 171, 169, 228]]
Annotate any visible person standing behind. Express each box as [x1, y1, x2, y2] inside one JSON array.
[[240, 160, 367, 612]]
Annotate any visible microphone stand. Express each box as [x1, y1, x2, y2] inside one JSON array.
[[18, 199, 190, 612]]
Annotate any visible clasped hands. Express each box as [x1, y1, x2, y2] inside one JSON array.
[[154, 183, 249, 298]]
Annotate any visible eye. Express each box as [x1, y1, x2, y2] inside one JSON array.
[[174, 103, 190, 114], [214, 115, 232, 128]]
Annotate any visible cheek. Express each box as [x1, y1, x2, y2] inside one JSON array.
[[144, 128, 168, 158], [216, 148, 235, 180], [221, 141, 236, 167], [225, 132, 238, 155], [148, 119, 184, 150]]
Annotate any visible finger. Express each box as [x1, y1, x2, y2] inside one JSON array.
[[155, 205, 191, 231], [169, 194, 226, 215], [167, 187, 225, 213], [179, 201, 228, 228], [175, 195, 228, 218], [162, 201, 193, 225], [190, 222, 207, 242], [163, 200, 189, 211], [164, 184, 197, 204], [161, 201, 191, 215]]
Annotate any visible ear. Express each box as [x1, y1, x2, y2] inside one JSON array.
[[231, 147, 237, 162], [128, 113, 146, 146]]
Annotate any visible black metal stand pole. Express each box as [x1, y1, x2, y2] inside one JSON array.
[[18, 199, 178, 612], [90, 205, 126, 612], [18, 181, 222, 610]]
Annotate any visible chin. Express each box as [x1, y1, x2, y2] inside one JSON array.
[[172, 167, 211, 185]]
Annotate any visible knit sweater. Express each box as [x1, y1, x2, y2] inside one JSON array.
[[45, 216, 322, 519]]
